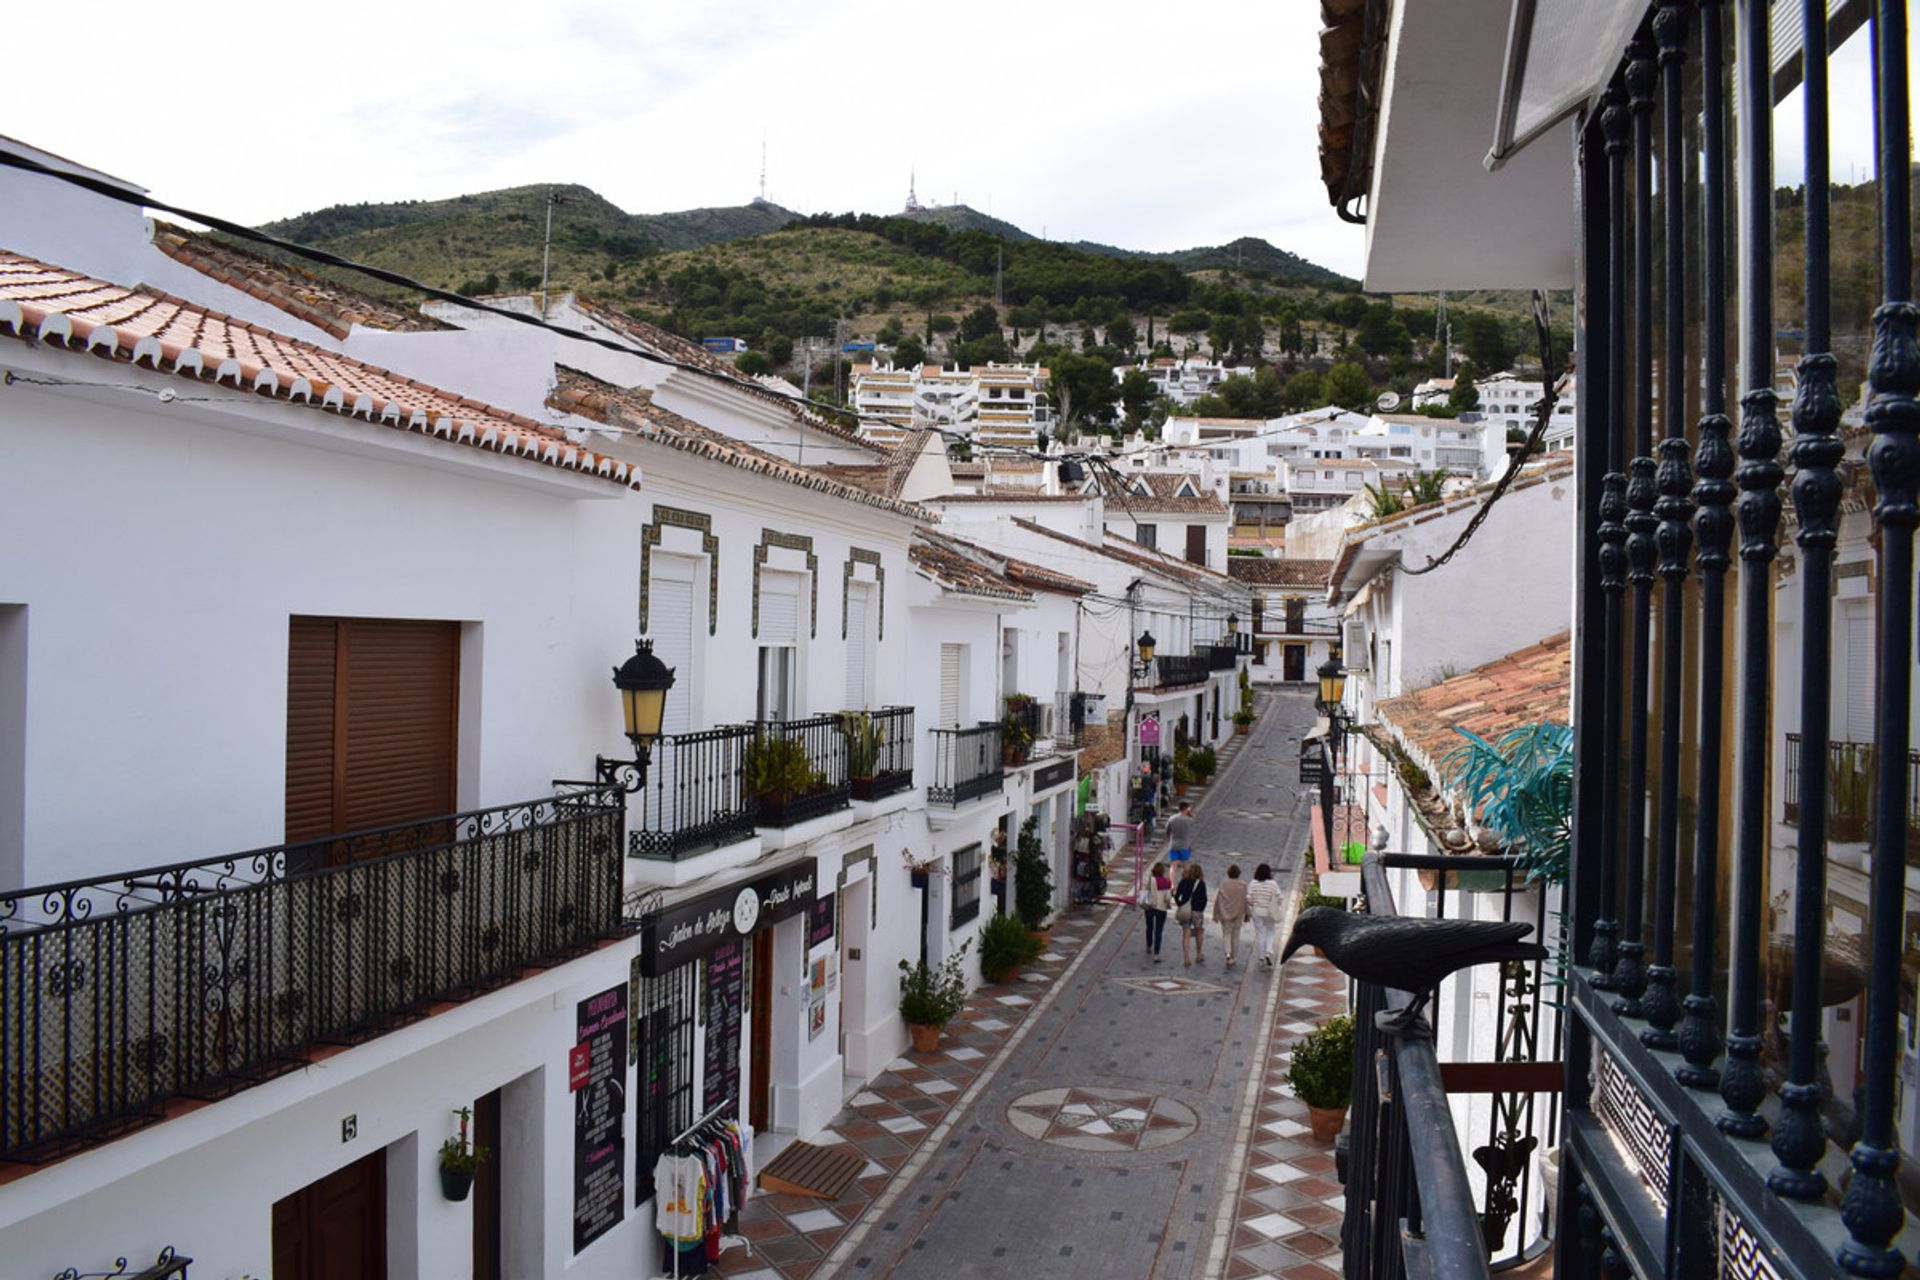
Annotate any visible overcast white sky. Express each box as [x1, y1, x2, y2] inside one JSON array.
[[5, 1, 1366, 275], [6, 3, 1906, 283]]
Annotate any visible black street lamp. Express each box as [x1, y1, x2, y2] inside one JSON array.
[[1133, 629, 1158, 681], [1316, 655, 1347, 710], [598, 640, 676, 792]]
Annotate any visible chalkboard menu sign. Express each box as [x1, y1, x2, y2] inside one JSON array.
[[703, 939, 744, 1112], [808, 894, 836, 948], [572, 984, 627, 1254]]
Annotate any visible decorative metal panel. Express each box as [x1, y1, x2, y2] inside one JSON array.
[[1716, 1191, 1788, 1280], [1593, 1045, 1671, 1203]]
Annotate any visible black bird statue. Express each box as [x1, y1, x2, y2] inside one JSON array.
[[1283, 906, 1547, 1037]]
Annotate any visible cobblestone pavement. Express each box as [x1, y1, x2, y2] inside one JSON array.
[[708, 688, 1340, 1279]]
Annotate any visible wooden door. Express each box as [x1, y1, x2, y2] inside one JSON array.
[[1284, 645, 1306, 682], [749, 929, 774, 1132], [472, 1088, 502, 1280], [272, 1149, 387, 1280], [286, 616, 460, 849]]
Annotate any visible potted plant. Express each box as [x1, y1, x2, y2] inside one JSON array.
[[841, 711, 885, 800], [1828, 747, 1872, 843], [439, 1106, 489, 1201], [1172, 746, 1196, 797], [980, 911, 1043, 983], [1192, 744, 1218, 783], [898, 940, 971, 1051], [1233, 709, 1254, 734], [1013, 815, 1055, 939], [1001, 695, 1035, 766], [744, 732, 826, 824], [1286, 1014, 1355, 1144]]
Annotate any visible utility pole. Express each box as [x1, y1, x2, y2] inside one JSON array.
[[539, 190, 567, 319], [995, 245, 1003, 310]]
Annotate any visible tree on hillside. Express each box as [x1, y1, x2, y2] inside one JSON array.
[[876, 318, 905, 347], [1458, 312, 1514, 373], [1048, 353, 1122, 430], [959, 304, 1001, 343], [736, 351, 773, 376], [766, 336, 794, 366], [1280, 368, 1325, 413], [930, 313, 959, 335], [1120, 368, 1157, 430], [1323, 361, 1374, 409], [1106, 316, 1139, 353], [1169, 308, 1210, 338], [1448, 361, 1481, 413], [894, 335, 927, 368], [1356, 303, 1413, 356]]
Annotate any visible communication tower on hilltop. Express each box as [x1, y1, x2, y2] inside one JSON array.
[[904, 170, 921, 214]]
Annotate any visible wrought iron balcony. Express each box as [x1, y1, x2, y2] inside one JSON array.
[[1054, 690, 1101, 748], [1203, 642, 1240, 672], [748, 715, 852, 827], [626, 724, 758, 861], [1340, 854, 1558, 1279], [929, 722, 1005, 806], [0, 792, 624, 1163], [840, 705, 914, 802], [1782, 733, 1920, 861], [1147, 653, 1211, 690]]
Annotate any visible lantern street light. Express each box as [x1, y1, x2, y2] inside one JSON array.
[[1133, 629, 1158, 682], [598, 639, 677, 792], [1317, 655, 1350, 763]]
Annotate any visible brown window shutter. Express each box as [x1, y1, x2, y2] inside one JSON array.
[[1185, 524, 1206, 565], [285, 617, 339, 843]]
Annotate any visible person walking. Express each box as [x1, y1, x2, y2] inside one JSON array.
[[1166, 801, 1195, 865], [1212, 863, 1250, 966], [1246, 863, 1280, 968], [1174, 862, 1209, 966], [1142, 861, 1173, 962]]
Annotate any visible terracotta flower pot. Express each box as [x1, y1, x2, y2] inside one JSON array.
[[908, 1022, 943, 1052], [986, 964, 1022, 985], [1306, 1104, 1347, 1145]]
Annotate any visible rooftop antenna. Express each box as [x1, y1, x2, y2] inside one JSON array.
[[1435, 290, 1452, 377], [759, 135, 767, 203], [906, 169, 920, 213], [539, 189, 569, 319]]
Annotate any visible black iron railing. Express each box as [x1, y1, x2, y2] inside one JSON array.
[[1055, 691, 1099, 748], [1, 793, 624, 1163], [1203, 642, 1239, 671], [841, 706, 915, 802], [628, 724, 757, 860], [1151, 653, 1210, 689], [1341, 854, 1558, 1278], [748, 715, 851, 827], [1783, 733, 1920, 859], [929, 722, 1004, 806]]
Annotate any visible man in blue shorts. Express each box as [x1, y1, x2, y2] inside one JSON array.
[[1166, 802, 1194, 863]]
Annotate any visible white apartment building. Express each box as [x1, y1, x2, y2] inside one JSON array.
[[1118, 356, 1257, 406], [1284, 456, 1416, 512], [848, 361, 1049, 450]]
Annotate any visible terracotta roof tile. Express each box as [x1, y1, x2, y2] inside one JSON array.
[[1227, 557, 1336, 587], [909, 528, 1034, 601], [1373, 631, 1572, 765], [1096, 470, 1230, 515], [0, 250, 636, 489]]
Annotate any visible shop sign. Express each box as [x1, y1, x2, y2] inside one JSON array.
[[572, 983, 627, 1254], [1299, 748, 1327, 786], [640, 859, 818, 977], [808, 894, 836, 948], [1033, 758, 1075, 792], [1139, 714, 1161, 746]]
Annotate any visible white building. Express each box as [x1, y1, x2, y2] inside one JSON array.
[[1227, 557, 1341, 683], [848, 361, 1050, 449], [1119, 356, 1257, 406]]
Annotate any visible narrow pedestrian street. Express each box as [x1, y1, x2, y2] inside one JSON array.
[[708, 688, 1352, 1278]]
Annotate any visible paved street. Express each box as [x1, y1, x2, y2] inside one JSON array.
[[716, 688, 1347, 1278]]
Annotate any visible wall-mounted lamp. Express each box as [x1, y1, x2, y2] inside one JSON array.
[[598, 640, 676, 792]]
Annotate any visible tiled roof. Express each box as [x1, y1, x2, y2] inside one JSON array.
[[1099, 470, 1229, 515], [547, 368, 928, 519], [909, 529, 1034, 601], [1002, 555, 1095, 596], [1373, 631, 1571, 766], [571, 299, 884, 456], [929, 491, 1087, 504], [151, 223, 451, 338], [1227, 558, 1336, 587], [0, 250, 637, 489], [1004, 517, 1240, 592]]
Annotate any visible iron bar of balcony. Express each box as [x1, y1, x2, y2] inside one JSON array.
[[842, 705, 914, 802], [627, 724, 756, 861], [0, 793, 624, 1163], [749, 715, 851, 827], [1783, 735, 1918, 846], [1677, 0, 1732, 1092], [1612, 34, 1658, 1017], [1203, 642, 1238, 672], [1152, 653, 1210, 689], [1642, 0, 1693, 1053], [1775, 0, 1842, 1197], [1718, 0, 1784, 1144], [929, 722, 1004, 806], [1842, 0, 1916, 1268], [1591, 79, 1632, 990]]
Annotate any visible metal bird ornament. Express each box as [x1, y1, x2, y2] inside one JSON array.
[[1283, 907, 1547, 1037]]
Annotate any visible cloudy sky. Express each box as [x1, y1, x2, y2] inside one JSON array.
[[5, 3, 1905, 283]]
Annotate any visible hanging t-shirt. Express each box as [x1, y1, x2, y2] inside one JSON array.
[[654, 1153, 707, 1242]]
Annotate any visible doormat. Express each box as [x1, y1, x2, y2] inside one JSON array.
[[756, 1140, 865, 1199]]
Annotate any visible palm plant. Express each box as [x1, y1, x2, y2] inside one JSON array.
[[1405, 468, 1450, 505], [1437, 722, 1573, 886], [1364, 480, 1405, 518]]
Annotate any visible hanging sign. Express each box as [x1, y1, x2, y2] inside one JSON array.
[[572, 983, 627, 1254], [1033, 758, 1075, 792], [1138, 714, 1161, 746], [809, 894, 836, 948], [702, 939, 745, 1112], [640, 859, 818, 977]]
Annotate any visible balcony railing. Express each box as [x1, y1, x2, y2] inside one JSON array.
[[749, 715, 851, 827], [1, 792, 624, 1163], [1341, 854, 1558, 1280], [1202, 642, 1240, 672], [1055, 690, 1102, 748], [841, 705, 915, 802], [929, 722, 1005, 806], [1782, 732, 1920, 861], [628, 724, 757, 861], [1149, 653, 1211, 689]]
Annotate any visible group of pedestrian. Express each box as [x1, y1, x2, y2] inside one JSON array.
[[1140, 844, 1284, 969]]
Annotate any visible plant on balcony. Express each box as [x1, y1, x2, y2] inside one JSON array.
[[980, 910, 1043, 983], [1001, 697, 1035, 765], [439, 1106, 490, 1201], [1438, 722, 1573, 886], [1828, 747, 1872, 842], [1286, 1014, 1355, 1143], [841, 711, 885, 796], [744, 732, 826, 821], [1013, 815, 1054, 933], [898, 940, 971, 1050]]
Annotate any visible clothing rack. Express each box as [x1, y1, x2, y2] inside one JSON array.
[[652, 1100, 751, 1280]]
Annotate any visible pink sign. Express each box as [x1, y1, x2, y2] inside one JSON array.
[[1138, 715, 1161, 746]]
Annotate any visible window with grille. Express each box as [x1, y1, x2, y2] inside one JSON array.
[[950, 843, 983, 928], [633, 959, 699, 1201]]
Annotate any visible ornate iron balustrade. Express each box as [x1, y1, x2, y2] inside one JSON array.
[[1151, 653, 1210, 689], [1782, 733, 1920, 859], [748, 715, 851, 827], [1341, 854, 1560, 1277], [841, 705, 914, 802], [1203, 642, 1240, 672], [929, 722, 1005, 806], [1055, 691, 1099, 748], [0, 792, 624, 1163], [626, 724, 757, 861], [1561, 5, 1917, 1276]]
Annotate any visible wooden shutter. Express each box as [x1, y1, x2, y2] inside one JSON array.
[[939, 644, 962, 726], [759, 572, 801, 646], [286, 616, 459, 845], [845, 583, 870, 710], [1185, 524, 1206, 565], [650, 575, 696, 735], [1845, 610, 1874, 741]]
